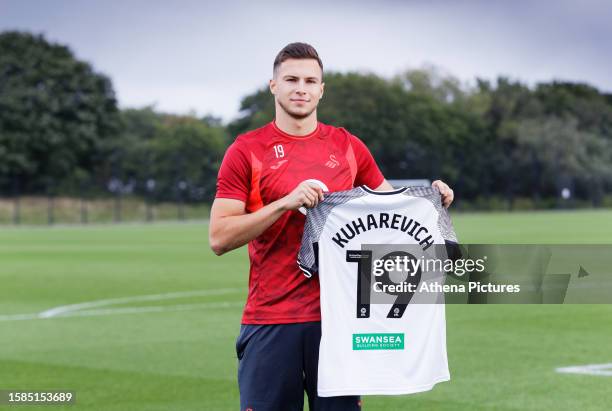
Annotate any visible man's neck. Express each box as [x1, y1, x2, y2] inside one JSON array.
[[274, 111, 318, 136]]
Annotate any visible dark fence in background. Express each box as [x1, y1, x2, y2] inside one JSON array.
[[0, 175, 211, 226]]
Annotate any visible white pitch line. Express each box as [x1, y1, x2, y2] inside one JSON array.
[[0, 288, 244, 322], [0, 301, 244, 322], [556, 363, 612, 376], [50, 301, 245, 318], [0, 312, 41, 322], [38, 287, 243, 318]]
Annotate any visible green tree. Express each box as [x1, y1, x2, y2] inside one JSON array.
[[102, 109, 228, 202], [150, 115, 227, 202], [534, 81, 612, 138], [0, 31, 120, 193], [398, 66, 465, 104], [514, 116, 612, 202]]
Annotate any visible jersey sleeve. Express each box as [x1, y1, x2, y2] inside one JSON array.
[[441, 210, 461, 260], [297, 214, 319, 278], [436, 196, 458, 244], [434, 190, 461, 260], [215, 139, 250, 202], [349, 134, 385, 189]]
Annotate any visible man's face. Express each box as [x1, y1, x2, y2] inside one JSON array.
[[270, 58, 324, 120]]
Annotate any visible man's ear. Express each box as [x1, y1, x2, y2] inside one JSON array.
[[269, 78, 276, 95], [320, 82, 325, 99]]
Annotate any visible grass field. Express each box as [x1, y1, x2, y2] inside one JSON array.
[[1, 209, 612, 410]]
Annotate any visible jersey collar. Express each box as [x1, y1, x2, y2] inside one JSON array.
[[271, 121, 321, 140], [360, 185, 408, 195]]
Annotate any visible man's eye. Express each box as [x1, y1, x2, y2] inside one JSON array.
[[287, 78, 296, 82]]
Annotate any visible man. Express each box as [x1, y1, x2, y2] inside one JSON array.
[[210, 42, 454, 411]]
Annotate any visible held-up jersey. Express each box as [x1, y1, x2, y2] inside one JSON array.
[[297, 185, 457, 396], [215, 121, 384, 324]]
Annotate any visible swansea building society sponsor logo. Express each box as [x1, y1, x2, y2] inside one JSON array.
[[352, 333, 405, 350]]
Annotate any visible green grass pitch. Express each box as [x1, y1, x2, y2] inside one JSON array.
[[1, 209, 612, 410]]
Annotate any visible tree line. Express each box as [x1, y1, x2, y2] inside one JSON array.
[[2, 31, 612, 208]]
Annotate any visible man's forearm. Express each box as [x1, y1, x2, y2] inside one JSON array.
[[210, 198, 289, 255]]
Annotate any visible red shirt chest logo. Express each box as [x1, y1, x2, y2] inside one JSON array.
[[258, 140, 352, 203], [325, 154, 340, 168]]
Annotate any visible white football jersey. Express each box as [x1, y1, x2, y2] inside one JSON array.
[[298, 185, 458, 396]]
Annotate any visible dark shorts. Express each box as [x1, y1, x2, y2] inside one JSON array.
[[236, 321, 361, 411]]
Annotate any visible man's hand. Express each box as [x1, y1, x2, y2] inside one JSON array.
[[209, 180, 327, 256], [281, 181, 325, 211], [432, 180, 454, 208]]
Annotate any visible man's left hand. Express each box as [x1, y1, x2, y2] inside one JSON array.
[[432, 180, 454, 208]]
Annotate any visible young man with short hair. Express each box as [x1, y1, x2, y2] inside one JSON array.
[[210, 42, 454, 411]]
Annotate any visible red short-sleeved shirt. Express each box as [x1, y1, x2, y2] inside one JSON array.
[[216, 121, 384, 324]]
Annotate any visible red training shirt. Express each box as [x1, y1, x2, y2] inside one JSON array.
[[215, 121, 384, 324]]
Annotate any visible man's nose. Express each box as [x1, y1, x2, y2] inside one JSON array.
[[295, 80, 307, 94]]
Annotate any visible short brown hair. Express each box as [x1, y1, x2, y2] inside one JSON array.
[[273, 42, 323, 75]]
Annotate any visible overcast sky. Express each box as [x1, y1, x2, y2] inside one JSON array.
[[1, 0, 611, 122]]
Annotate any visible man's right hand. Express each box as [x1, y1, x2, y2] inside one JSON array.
[[210, 181, 325, 256], [280, 181, 325, 211]]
